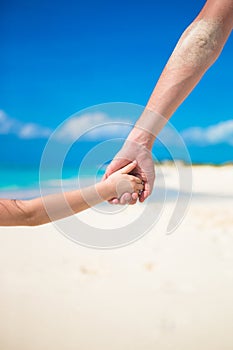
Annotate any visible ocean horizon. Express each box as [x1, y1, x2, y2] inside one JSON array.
[[0, 158, 232, 200], [1, 134, 232, 198]]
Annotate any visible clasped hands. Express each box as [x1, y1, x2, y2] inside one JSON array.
[[103, 139, 155, 205]]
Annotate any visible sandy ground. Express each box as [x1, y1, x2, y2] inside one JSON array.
[[0, 165, 233, 350]]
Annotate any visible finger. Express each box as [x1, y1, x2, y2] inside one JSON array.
[[136, 183, 144, 191], [102, 173, 108, 181], [139, 191, 149, 202], [105, 158, 129, 177], [132, 192, 138, 201], [108, 198, 119, 204], [112, 198, 120, 205], [119, 192, 132, 204], [136, 177, 143, 184], [139, 181, 150, 202], [120, 160, 137, 174], [118, 192, 138, 205], [122, 193, 138, 205], [128, 199, 137, 205], [128, 192, 138, 205]]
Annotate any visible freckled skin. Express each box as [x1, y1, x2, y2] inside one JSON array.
[[105, 0, 233, 205], [168, 20, 223, 69]]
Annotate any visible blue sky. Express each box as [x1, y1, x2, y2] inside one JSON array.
[[0, 0, 233, 166]]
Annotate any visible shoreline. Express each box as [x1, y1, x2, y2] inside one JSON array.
[[0, 163, 232, 199]]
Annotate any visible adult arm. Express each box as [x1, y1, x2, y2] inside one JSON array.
[[105, 0, 233, 204]]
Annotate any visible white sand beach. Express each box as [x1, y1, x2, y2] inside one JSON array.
[[0, 164, 233, 350]]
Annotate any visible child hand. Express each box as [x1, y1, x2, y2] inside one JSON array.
[[106, 161, 144, 200]]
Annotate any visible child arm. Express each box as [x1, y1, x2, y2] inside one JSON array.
[[0, 161, 143, 226]]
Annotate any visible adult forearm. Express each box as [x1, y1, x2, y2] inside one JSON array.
[[146, 19, 229, 119], [128, 1, 232, 149]]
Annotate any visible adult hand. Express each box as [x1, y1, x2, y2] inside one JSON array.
[[105, 160, 144, 199], [103, 139, 155, 204]]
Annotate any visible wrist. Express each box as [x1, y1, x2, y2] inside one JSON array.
[[127, 127, 155, 150], [95, 181, 115, 201], [127, 108, 167, 150]]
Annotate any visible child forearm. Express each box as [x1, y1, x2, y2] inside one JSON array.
[[18, 182, 113, 226], [0, 181, 115, 227], [0, 160, 142, 227]]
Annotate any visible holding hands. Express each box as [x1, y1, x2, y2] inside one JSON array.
[[104, 160, 145, 201], [104, 139, 155, 205]]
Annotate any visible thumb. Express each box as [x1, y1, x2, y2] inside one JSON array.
[[120, 160, 137, 174], [105, 158, 127, 177], [101, 173, 108, 181]]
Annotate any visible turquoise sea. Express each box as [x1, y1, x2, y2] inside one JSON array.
[[0, 139, 232, 199], [0, 166, 103, 199]]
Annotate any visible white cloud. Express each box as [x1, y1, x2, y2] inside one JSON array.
[[0, 110, 131, 142], [181, 120, 233, 146], [18, 123, 51, 139], [55, 112, 132, 142], [2, 109, 232, 147], [0, 110, 52, 139], [0, 110, 20, 134]]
